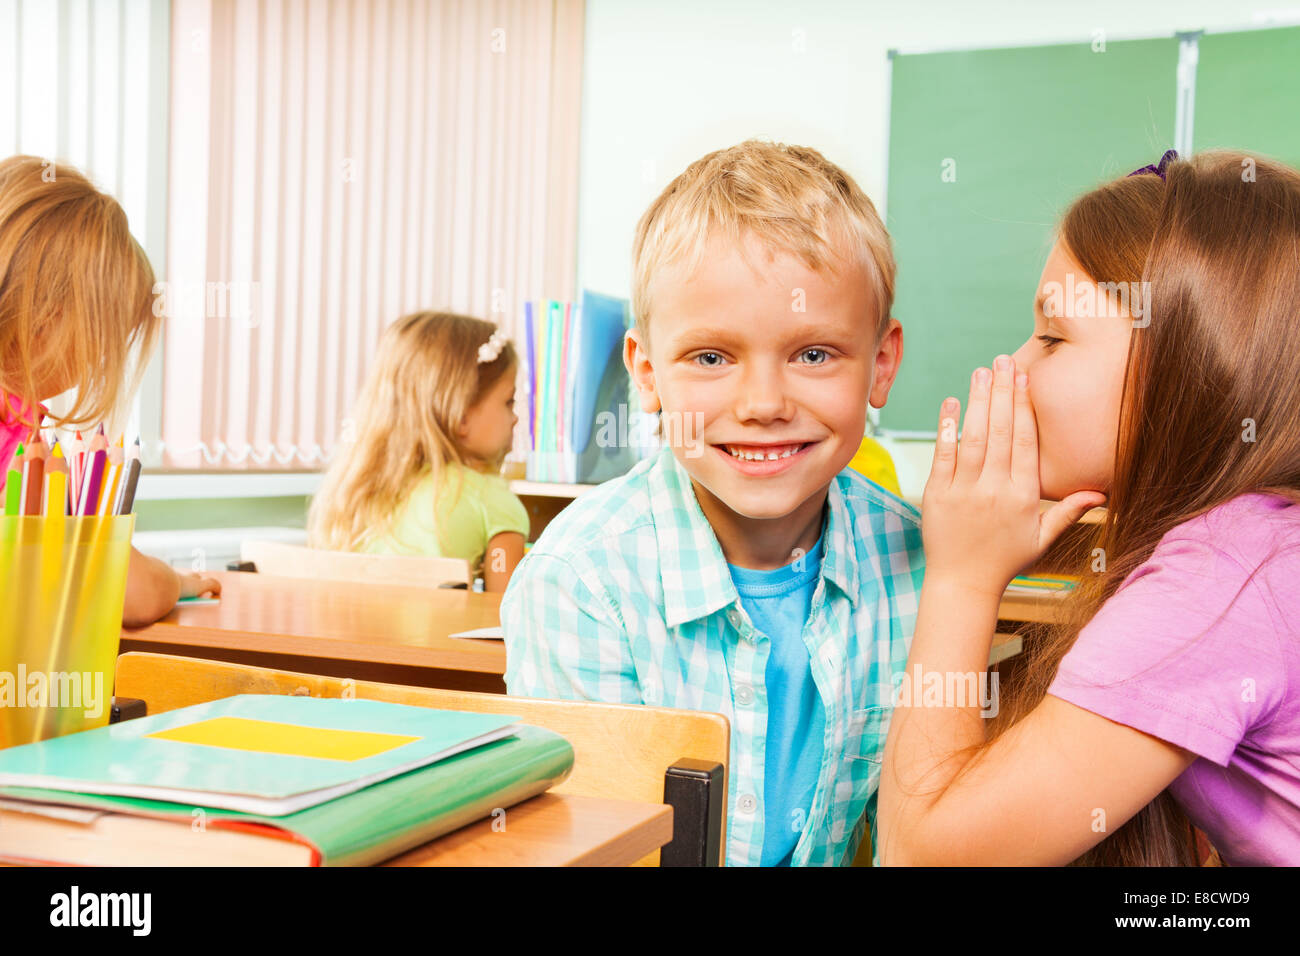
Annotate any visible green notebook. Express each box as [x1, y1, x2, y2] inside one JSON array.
[[0, 725, 574, 865], [0, 694, 524, 814]]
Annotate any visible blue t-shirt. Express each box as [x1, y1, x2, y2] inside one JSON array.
[[727, 533, 826, 866]]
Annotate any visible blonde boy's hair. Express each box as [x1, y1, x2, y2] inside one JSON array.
[[631, 140, 895, 341], [0, 155, 159, 427], [307, 311, 517, 553]]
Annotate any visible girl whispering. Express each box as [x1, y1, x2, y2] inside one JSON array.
[[880, 151, 1300, 866], [308, 311, 529, 592]]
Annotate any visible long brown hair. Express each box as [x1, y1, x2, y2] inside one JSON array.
[[0, 155, 159, 427], [307, 311, 516, 552], [987, 151, 1300, 865]]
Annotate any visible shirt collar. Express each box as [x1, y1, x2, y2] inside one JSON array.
[[649, 449, 739, 629], [648, 448, 861, 629], [819, 471, 861, 608]]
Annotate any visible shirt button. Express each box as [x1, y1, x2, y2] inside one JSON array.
[[735, 683, 755, 706], [737, 794, 758, 815], [726, 608, 741, 627]]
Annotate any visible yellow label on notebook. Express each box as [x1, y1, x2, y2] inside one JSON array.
[[147, 717, 420, 762]]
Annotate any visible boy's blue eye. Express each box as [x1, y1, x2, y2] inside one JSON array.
[[694, 352, 726, 367], [799, 348, 829, 365]]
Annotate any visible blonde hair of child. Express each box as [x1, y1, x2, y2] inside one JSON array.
[[631, 139, 896, 342], [0, 155, 160, 428], [308, 311, 518, 552]]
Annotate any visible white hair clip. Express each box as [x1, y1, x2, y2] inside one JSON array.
[[477, 328, 508, 364]]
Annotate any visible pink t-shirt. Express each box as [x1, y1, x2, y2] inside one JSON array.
[[1049, 492, 1300, 866], [0, 394, 41, 490]]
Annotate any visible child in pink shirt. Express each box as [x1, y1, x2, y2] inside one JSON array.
[[878, 150, 1300, 866]]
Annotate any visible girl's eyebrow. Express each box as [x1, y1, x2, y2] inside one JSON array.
[[1034, 292, 1075, 328]]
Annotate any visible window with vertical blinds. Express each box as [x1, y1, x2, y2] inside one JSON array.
[[0, 0, 171, 441], [161, 0, 585, 470]]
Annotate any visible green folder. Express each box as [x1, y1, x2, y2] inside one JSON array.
[[0, 725, 574, 865], [0, 694, 527, 814]]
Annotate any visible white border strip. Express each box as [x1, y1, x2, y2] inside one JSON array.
[[1174, 32, 1201, 155], [889, 27, 1185, 58], [136, 471, 323, 501]]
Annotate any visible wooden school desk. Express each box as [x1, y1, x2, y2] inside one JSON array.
[[0, 793, 672, 868], [998, 588, 1069, 625], [120, 570, 508, 693]]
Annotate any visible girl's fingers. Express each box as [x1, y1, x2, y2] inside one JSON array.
[[1040, 491, 1108, 549], [929, 397, 960, 488], [1011, 370, 1040, 490], [984, 355, 1016, 474], [955, 366, 991, 482]]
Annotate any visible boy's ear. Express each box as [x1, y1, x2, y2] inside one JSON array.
[[868, 318, 904, 409], [623, 328, 662, 415]]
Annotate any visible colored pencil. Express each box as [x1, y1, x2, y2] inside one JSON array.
[[20, 431, 48, 516], [44, 441, 69, 517], [100, 435, 125, 512], [68, 430, 85, 513], [78, 447, 106, 518], [114, 438, 142, 515], [4, 444, 24, 516], [78, 427, 110, 515], [98, 463, 121, 517]]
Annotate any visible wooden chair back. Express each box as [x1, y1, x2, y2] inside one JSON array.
[[240, 539, 471, 589]]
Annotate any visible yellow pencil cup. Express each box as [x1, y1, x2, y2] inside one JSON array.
[[0, 514, 135, 748]]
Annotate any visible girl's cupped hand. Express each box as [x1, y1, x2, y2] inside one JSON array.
[[921, 354, 1107, 601]]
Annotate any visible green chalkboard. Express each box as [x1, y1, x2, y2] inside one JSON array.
[[1195, 27, 1300, 165], [883, 38, 1179, 432]]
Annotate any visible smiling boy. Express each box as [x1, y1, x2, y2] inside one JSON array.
[[500, 141, 925, 866]]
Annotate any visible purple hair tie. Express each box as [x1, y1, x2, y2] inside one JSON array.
[[1127, 149, 1179, 180]]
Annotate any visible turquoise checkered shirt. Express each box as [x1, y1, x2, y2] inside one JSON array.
[[501, 446, 925, 866]]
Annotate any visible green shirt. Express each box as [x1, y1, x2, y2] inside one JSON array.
[[362, 464, 529, 575]]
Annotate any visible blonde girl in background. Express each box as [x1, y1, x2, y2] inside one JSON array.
[[308, 311, 529, 592], [0, 155, 219, 626]]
